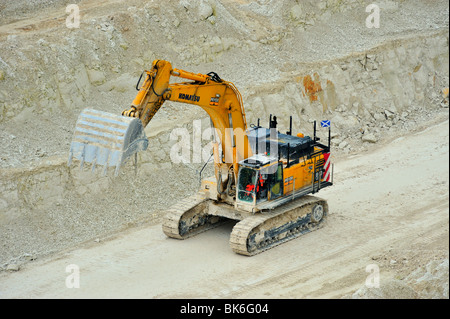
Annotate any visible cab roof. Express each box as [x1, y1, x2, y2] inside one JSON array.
[[239, 153, 278, 168]]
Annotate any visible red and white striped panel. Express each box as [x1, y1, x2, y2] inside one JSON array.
[[322, 153, 332, 182]]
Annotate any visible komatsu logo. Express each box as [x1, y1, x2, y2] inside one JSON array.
[[179, 93, 200, 102]]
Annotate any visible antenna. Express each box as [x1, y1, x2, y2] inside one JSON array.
[[287, 116, 292, 135], [256, 129, 259, 155], [313, 120, 317, 142]]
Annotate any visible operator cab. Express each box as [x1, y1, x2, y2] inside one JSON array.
[[236, 124, 313, 207], [236, 154, 282, 205]]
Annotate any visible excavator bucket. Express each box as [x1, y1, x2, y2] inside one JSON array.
[[68, 108, 148, 175]]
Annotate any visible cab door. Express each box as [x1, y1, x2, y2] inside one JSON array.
[[268, 162, 283, 201]]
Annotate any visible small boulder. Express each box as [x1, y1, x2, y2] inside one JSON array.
[[87, 69, 106, 86], [198, 1, 214, 20], [362, 133, 378, 143], [384, 109, 395, 119], [6, 264, 20, 272], [290, 4, 304, 21]]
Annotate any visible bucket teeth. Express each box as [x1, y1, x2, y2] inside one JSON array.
[[68, 108, 148, 175]]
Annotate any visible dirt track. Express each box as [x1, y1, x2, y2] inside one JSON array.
[[1, 118, 447, 299]]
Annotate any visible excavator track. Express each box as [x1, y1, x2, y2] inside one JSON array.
[[229, 195, 328, 256], [162, 195, 227, 239]]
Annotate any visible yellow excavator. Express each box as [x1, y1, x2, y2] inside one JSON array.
[[68, 60, 333, 256]]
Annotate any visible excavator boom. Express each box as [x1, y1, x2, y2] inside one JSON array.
[[69, 60, 252, 182]]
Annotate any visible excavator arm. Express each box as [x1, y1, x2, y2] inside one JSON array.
[[122, 59, 252, 188], [69, 60, 253, 189]]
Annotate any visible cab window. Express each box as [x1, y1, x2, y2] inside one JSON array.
[[237, 167, 257, 202]]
